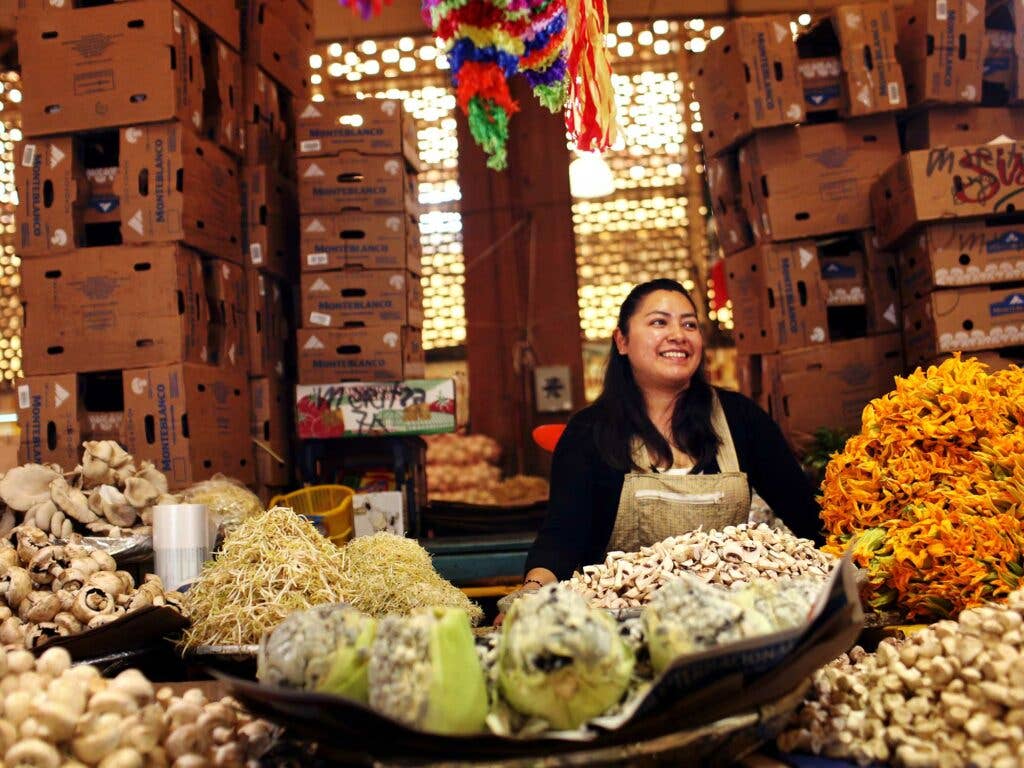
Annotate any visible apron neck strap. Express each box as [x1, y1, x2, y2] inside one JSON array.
[[630, 388, 739, 473]]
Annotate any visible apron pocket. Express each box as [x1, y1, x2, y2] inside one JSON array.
[[634, 489, 726, 505]]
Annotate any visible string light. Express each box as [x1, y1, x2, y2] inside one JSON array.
[[0, 71, 22, 381]]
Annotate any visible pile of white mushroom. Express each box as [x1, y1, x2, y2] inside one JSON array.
[[568, 524, 834, 610], [0, 441, 175, 539], [778, 589, 1024, 767], [0, 527, 186, 650], [0, 645, 275, 767]]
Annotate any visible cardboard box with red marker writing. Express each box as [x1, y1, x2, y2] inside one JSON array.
[[871, 140, 1024, 247], [295, 378, 456, 439]]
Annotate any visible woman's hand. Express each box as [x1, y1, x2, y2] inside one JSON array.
[[493, 568, 557, 626]]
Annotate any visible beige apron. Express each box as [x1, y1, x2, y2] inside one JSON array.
[[607, 392, 751, 552]]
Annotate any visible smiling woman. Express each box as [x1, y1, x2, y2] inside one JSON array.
[[521, 278, 824, 587]]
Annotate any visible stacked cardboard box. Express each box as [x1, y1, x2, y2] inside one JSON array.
[[295, 97, 425, 392], [13, 0, 254, 488], [872, 106, 1024, 370], [701, 6, 908, 449], [238, 0, 312, 494]]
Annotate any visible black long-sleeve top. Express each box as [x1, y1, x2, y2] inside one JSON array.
[[525, 388, 824, 581]]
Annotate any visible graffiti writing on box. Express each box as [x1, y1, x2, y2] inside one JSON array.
[[318, 383, 428, 434], [927, 144, 1024, 210]]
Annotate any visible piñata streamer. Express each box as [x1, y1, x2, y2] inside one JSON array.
[[565, 0, 617, 151], [339, 0, 392, 20]]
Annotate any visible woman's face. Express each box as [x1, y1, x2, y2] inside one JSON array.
[[613, 290, 703, 392]]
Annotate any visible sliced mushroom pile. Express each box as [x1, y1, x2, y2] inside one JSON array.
[[0, 441, 176, 539], [0, 645, 276, 767], [0, 527, 187, 650], [568, 524, 834, 611]]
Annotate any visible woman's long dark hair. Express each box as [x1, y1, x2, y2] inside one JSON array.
[[593, 279, 720, 472]]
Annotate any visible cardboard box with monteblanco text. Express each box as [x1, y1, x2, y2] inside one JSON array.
[[796, 3, 905, 118], [871, 140, 1024, 247], [16, 0, 241, 137], [765, 333, 903, 451], [17, 374, 85, 469], [123, 363, 254, 488], [738, 115, 901, 243], [298, 153, 418, 215], [16, 122, 241, 259], [16, 370, 134, 467], [301, 271, 424, 329], [896, 0, 984, 106], [693, 16, 805, 157], [725, 243, 829, 355], [301, 212, 421, 272], [21, 245, 212, 375], [296, 99, 420, 168], [298, 327, 424, 385]]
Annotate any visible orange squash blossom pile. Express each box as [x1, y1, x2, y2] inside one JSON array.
[[820, 355, 1024, 620]]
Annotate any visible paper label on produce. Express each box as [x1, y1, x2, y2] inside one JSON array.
[[936, 0, 948, 19], [249, 244, 263, 265], [309, 312, 332, 326], [21, 144, 36, 168], [307, 252, 329, 267], [17, 385, 30, 410], [887, 82, 901, 105], [300, 140, 322, 153]]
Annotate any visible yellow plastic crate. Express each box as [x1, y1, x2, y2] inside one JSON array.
[[270, 485, 355, 545]]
